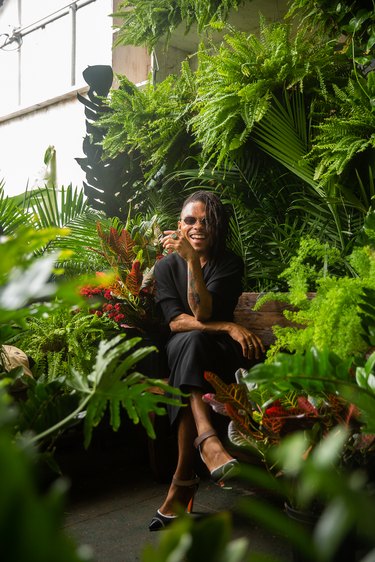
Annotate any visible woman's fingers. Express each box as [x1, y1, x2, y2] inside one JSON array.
[[241, 330, 265, 360]]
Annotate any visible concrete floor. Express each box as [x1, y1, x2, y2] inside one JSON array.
[[59, 420, 292, 562]]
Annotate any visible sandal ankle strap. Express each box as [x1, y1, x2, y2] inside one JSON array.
[[172, 475, 200, 487], [194, 429, 217, 450]]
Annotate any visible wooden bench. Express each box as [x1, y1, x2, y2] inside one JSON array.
[[147, 291, 305, 481]]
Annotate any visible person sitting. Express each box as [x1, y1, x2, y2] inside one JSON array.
[[149, 190, 264, 531]]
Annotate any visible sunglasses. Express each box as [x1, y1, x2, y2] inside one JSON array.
[[181, 216, 209, 226]]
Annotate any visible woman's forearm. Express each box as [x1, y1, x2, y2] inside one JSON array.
[[169, 313, 232, 334], [186, 258, 212, 321]]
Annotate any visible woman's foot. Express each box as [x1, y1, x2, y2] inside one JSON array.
[[194, 430, 239, 484], [157, 474, 200, 517]]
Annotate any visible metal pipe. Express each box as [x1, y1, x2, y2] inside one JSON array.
[[1, 0, 96, 46], [70, 3, 77, 86]]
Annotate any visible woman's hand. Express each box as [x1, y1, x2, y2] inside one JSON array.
[[227, 323, 265, 360], [162, 230, 196, 262]]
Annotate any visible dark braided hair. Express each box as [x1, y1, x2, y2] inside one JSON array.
[[181, 191, 229, 262]]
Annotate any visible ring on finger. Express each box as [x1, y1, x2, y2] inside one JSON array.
[[171, 233, 178, 240]]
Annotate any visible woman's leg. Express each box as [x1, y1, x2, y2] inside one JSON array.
[[158, 404, 197, 515], [158, 389, 234, 515], [190, 389, 234, 472]]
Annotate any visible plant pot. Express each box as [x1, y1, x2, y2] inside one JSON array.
[[284, 503, 357, 562]]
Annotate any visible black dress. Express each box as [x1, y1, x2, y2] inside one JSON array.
[[154, 249, 246, 425]]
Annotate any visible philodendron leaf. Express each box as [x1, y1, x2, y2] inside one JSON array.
[[76, 334, 183, 447]]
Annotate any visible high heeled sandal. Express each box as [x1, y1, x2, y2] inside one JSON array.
[[194, 429, 239, 485], [148, 475, 200, 532]]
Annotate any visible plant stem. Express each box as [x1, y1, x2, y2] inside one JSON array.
[[29, 392, 93, 444]]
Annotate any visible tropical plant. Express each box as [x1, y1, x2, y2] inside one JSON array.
[[0, 183, 28, 235], [286, 0, 375, 67], [26, 184, 87, 231], [113, 0, 247, 50], [253, 230, 375, 361], [0, 392, 90, 562], [75, 64, 145, 218], [1, 226, 181, 434], [99, 61, 197, 182], [190, 18, 346, 169], [203, 346, 375, 469], [307, 71, 375, 188], [11, 307, 118, 381], [80, 217, 165, 332]]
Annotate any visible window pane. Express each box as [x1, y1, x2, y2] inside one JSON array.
[[21, 0, 71, 27], [75, 0, 113, 79], [20, 16, 70, 106]]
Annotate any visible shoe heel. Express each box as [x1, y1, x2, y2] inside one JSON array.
[[186, 495, 194, 514], [172, 475, 199, 514]]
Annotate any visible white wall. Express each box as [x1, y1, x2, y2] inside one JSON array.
[[0, 0, 114, 196], [0, 92, 87, 193]]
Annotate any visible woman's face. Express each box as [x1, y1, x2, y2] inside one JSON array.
[[178, 201, 212, 257]]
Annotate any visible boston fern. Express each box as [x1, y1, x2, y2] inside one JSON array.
[[14, 307, 118, 382], [190, 18, 341, 169], [308, 71, 375, 186], [100, 62, 197, 179], [113, 0, 246, 50]]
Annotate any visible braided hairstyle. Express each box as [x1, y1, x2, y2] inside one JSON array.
[[181, 190, 229, 262]]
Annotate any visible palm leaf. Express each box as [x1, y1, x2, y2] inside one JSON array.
[[0, 184, 28, 235]]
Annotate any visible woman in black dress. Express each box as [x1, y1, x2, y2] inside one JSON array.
[[149, 191, 264, 531]]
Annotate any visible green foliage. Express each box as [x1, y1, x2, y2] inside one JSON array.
[[253, 87, 373, 252], [13, 307, 117, 381], [0, 422, 90, 562], [0, 184, 28, 235], [286, 0, 375, 66], [308, 72, 375, 186], [205, 347, 375, 468], [191, 19, 339, 168], [26, 184, 87, 230], [238, 429, 375, 561], [67, 334, 181, 448], [254, 233, 375, 361], [113, 0, 246, 50], [100, 62, 197, 180], [142, 511, 249, 562], [15, 376, 81, 439], [246, 347, 375, 433]]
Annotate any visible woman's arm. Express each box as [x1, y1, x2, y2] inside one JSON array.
[[169, 313, 265, 361], [162, 230, 212, 321]]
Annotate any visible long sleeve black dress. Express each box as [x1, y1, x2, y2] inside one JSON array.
[[154, 249, 246, 426]]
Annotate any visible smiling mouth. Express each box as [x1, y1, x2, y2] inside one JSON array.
[[190, 234, 207, 240]]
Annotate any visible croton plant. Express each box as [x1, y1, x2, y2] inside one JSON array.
[[80, 221, 164, 333]]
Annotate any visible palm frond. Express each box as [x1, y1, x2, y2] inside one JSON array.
[[0, 184, 30, 235]]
